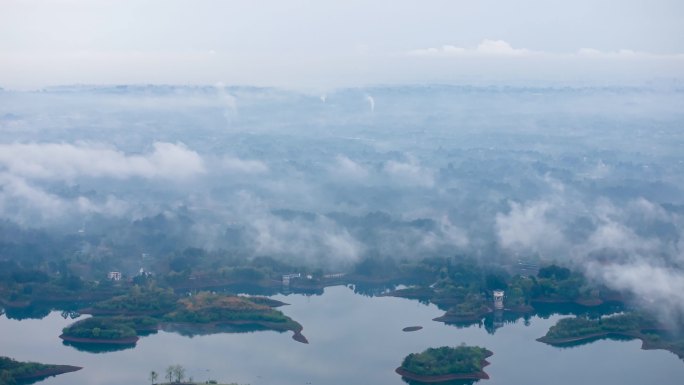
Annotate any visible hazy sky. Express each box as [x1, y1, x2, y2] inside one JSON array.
[[1, 0, 684, 89]]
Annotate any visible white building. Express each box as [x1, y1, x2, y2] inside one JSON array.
[[282, 273, 301, 285], [493, 290, 505, 310], [108, 271, 122, 281]]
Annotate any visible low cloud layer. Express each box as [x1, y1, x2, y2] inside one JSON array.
[[408, 39, 532, 56], [0, 85, 682, 321], [0, 142, 205, 180], [407, 39, 684, 60]]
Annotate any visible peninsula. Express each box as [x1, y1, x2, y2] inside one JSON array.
[[0, 356, 81, 385], [538, 313, 684, 360]]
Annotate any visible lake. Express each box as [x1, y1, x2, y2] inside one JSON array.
[[2, 285, 683, 385]]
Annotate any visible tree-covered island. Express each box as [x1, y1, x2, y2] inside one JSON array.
[[161, 292, 307, 343], [396, 345, 493, 382], [60, 316, 140, 345], [538, 313, 684, 360], [0, 356, 81, 385]]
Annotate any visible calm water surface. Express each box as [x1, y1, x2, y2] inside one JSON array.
[[2, 285, 683, 385]]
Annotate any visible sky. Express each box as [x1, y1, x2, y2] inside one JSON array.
[[1, 0, 684, 89]]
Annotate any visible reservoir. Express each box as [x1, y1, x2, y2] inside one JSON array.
[[2, 285, 683, 385]]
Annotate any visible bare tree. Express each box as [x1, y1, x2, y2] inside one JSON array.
[[149, 370, 158, 385], [172, 364, 186, 383], [165, 366, 174, 383]]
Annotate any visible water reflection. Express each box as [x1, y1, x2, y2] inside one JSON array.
[[159, 322, 283, 338], [531, 301, 626, 319], [402, 379, 479, 385], [3, 304, 51, 320], [2, 303, 86, 321], [61, 340, 136, 354]]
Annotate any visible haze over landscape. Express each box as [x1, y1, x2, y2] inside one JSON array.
[[1, 1, 684, 385]]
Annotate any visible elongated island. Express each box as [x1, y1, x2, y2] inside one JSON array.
[[0, 356, 81, 384], [396, 345, 493, 383], [59, 288, 308, 349], [538, 313, 684, 360]]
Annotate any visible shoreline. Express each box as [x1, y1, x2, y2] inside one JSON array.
[[159, 320, 309, 344], [530, 297, 607, 307], [402, 326, 423, 332], [13, 365, 82, 382], [59, 334, 139, 345], [538, 331, 684, 360], [395, 367, 490, 382], [433, 307, 493, 323]]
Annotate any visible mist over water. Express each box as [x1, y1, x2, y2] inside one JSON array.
[[1, 84, 683, 323]]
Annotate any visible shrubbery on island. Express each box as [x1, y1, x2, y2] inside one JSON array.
[[397, 345, 493, 382], [86, 286, 176, 315], [542, 313, 649, 341], [61, 317, 138, 343], [163, 292, 292, 324]]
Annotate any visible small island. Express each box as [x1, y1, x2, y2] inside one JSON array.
[[60, 316, 140, 345], [403, 326, 423, 332], [396, 345, 493, 383], [161, 292, 307, 343], [0, 356, 81, 385]]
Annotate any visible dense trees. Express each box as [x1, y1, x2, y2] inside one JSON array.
[[538, 265, 571, 280], [90, 286, 176, 314], [164, 292, 292, 324], [61, 317, 137, 340], [544, 313, 652, 340], [400, 346, 489, 376]]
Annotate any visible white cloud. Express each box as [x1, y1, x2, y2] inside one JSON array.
[[428, 215, 470, 248], [0, 141, 205, 180], [586, 220, 646, 251], [495, 200, 565, 254], [384, 157, 434, 188], [0, 172, 66, 219], [221, 156, 269, 174], [407, 39, 532, 57], [574, 48, 683, 59], [332, 155, 369, 180], [76, 195, 130, 217], [476, 39, 531, 55], [0, 172, 132, 224], [588, 261, 684, 325], [408, 45, 466, 56], [234, 194, 363, 266], [408, 39, 684, 60]]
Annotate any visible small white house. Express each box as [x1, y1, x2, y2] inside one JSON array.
[[108, 271, 122, 281], [493, 290, 505, 310]]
